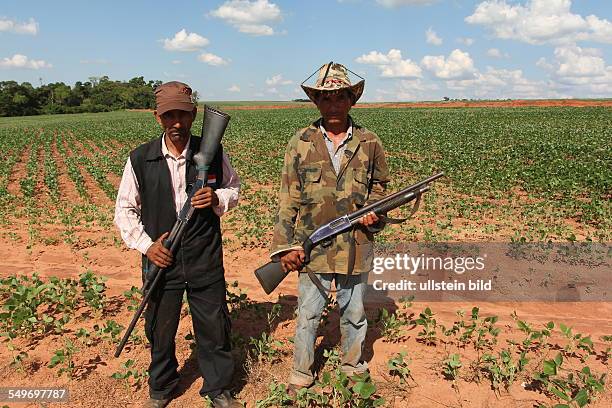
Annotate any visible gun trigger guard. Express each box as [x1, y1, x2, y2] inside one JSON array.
[[321, 238, 333, 248]]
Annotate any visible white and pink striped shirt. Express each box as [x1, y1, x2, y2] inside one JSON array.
[[114, 136, 240, 255]]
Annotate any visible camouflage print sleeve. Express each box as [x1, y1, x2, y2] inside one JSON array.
[[367, 136, 390, 205], [365, 136, 390, 233], [269, 135, 302, 259]]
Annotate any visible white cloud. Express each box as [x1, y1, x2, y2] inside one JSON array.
[[171, 60, 182, 64], [536, 57, 553, 71], [421, 49, 476, 79], [236, 24, 274, 36], [265, 74, 292, 86], [210, 0, 282, 36], [375, 79, 440, 101], [536, 46, 612, 95], [554, 45, 606, 78], [466, 0, 612, 45], [0, 54, 51, 69], [162, 29, 209, 52], [426, 27, 442, 45], [457, 37, 475, 46], [486, 48, 509, 58], [446, 67, 556, 98], [376, 0, 437, 7], [0, 17, 38, 35], [197, 52, 229, 66], [228, 85, 241, 92], [356, 49, 422, 78]]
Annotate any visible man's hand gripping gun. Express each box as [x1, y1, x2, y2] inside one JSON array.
[[254, 172, 444, 294]]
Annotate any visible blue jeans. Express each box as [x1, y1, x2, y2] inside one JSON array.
[[289, 272, 369, 387]]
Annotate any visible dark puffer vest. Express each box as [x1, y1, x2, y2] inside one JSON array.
[[130, 134, 225, 289]]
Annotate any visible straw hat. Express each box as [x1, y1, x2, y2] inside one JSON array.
[[301, 62, 364, 104]]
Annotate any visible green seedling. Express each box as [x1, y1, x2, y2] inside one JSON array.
[[122, 286, 142, 312], [443, 353, 462, 381], [377, 308, 408, 343], [482, 349, 528, 394], [111, 359, 149, 391], [387, 352, 413, 385], [559, 323, 595, 361], [249, 332, 283, 363], [415, 307, 437, 346], [323, 347, 341, 371], [534, 353, 606, 407], [79, 270, 107, 312], [48, 339, 79, 379], [93, 319, 124, 344], [255, 381, 293, 408], [512, 312, 554, 350]]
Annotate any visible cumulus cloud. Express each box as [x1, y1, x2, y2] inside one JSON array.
[[426, 27, 442, 45], [457, 37, 475, 46], [171, 60, 182, 65], [162, 29, 209, 52], [537, 46, 611, 95], [376, 0, 437, 7], [210, 0, 282, 36], [265, 74, 292, 86], [356, 49, 422, 78], [374, 78, 440, 101], [228, 85, 241, 92], [536, 57, 554, 71], [0, 54, 51, 69], [198, 52, 229, 66], [554, 45, 607, 78], [446, 67, 558, 98], [421, 49, 476, 79], [486, 48, 509, 58], [0, 17, 38, 35], [465, 0, 612, 45]]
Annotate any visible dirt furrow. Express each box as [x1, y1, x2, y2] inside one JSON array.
[[52, 131, 85, 204], [6, 143, 31, 197], [69, 132, 123, 192], [62, 135, 114, 207]]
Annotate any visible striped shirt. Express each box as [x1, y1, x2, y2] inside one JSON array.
[[114, 135, 240, 255], [320, 120, 353, 174]]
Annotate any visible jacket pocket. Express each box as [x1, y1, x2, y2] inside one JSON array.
[[352, 169, 370, 206], [298, 165, 322, 204]]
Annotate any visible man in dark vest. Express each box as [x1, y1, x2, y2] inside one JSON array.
[[114, 81, 241, 408]]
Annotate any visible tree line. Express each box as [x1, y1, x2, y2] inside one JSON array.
[[0, 76, 164, 117]]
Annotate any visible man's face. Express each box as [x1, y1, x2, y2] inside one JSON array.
[[154, 108, 196, 144], [316, 91, 353, 128]]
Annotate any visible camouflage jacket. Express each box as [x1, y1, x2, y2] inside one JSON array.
[[270, 117, 390, 274]]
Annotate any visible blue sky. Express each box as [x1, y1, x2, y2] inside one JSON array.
[[1, 0, 611, 101]]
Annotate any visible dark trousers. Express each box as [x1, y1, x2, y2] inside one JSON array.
[[144, 279, 234, 399]]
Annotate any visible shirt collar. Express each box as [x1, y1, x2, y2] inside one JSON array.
[[161, 133, 190, 159], [320, 118, 353, 144]]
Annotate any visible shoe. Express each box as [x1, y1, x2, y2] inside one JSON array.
[[142, 397, 171, 408], [211, 390, 242, 408]]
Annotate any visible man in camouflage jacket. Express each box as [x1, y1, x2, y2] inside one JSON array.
[[269, 62, 390, 389]]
